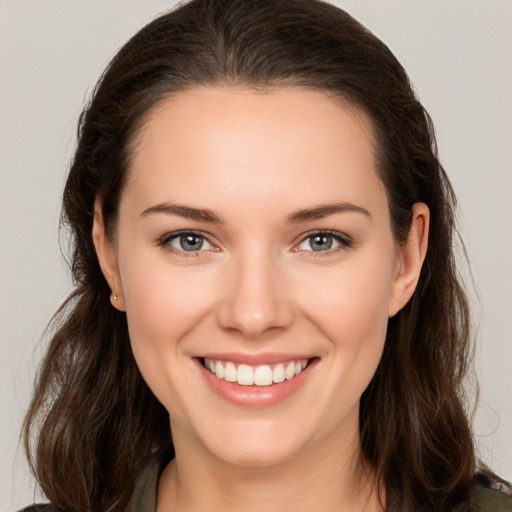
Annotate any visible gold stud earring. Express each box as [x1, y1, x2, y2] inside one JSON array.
[[111, 277, 119, 302]]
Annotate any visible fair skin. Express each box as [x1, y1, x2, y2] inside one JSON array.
[[93, 87, 429, 512]]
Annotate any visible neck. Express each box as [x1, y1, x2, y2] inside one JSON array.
[[157, 421, 384, 512]]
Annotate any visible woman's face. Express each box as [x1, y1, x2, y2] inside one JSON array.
[[94, 87, 427, 467]]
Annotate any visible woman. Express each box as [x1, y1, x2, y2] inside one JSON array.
[[20, 0, 512, 511]]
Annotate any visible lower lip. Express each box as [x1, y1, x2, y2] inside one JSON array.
[[196, 358, 318, 408]]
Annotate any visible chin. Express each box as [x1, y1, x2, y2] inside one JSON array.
[[212, 442, 303, 468], [196, 420, 312, 468]]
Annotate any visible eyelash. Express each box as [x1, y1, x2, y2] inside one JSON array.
[[157, 230, 216, 258], [294, 230, 353, 256], [157, 229, 353, 258]]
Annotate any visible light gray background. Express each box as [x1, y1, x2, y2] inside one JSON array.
[[1, 1, 511, 510]]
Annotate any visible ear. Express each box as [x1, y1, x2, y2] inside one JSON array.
[[92, 197, 126, 311], [388, 202, 429, 317]]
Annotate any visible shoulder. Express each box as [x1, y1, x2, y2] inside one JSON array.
[[470, 472, 512, 512], [15, 453, 166, 512]]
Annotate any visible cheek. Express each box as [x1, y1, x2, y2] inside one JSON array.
[[298, 256, 394, 347], [121, 260, 218, 349], [118, 254, 221, 415], [295, 256, 395, 419]]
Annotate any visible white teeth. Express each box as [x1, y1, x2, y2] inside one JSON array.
[[224, 362, 237, 382], [203, 358, 310, 386], [237, 364, 254, 385], [272, 364, 285, 383], [285, 362, 295, 380], [254, 365, 273, 386]]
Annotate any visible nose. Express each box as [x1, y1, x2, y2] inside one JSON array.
[[215, 249, 295, 338]]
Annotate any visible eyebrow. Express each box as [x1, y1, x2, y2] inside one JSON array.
[[140, 201, 371, 224], [140, 202, 223, 223], [286, 202, 371, 223]]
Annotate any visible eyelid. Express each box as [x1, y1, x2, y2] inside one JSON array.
[[157, 229, 352, 257], [157, 229, 218, 256], [293, 230, 353, 254]]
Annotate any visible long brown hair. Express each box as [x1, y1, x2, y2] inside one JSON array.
[[24, 1, 476, 510]]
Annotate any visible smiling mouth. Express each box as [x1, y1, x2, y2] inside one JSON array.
[[201, 358, 312, 387]]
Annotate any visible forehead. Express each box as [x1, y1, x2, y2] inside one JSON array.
[[130, 86, 375, 165], [122, 86, 385, 219]]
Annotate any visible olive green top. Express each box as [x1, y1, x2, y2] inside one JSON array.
[[18, 458, 512, 511], [124, 458, 512, 512]]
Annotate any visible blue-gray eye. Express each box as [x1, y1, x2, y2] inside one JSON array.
[[298, 233, 345, 252], [169, 233, 212, 252]]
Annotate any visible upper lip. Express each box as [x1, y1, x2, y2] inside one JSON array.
[[196, 352, 316, 366]]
